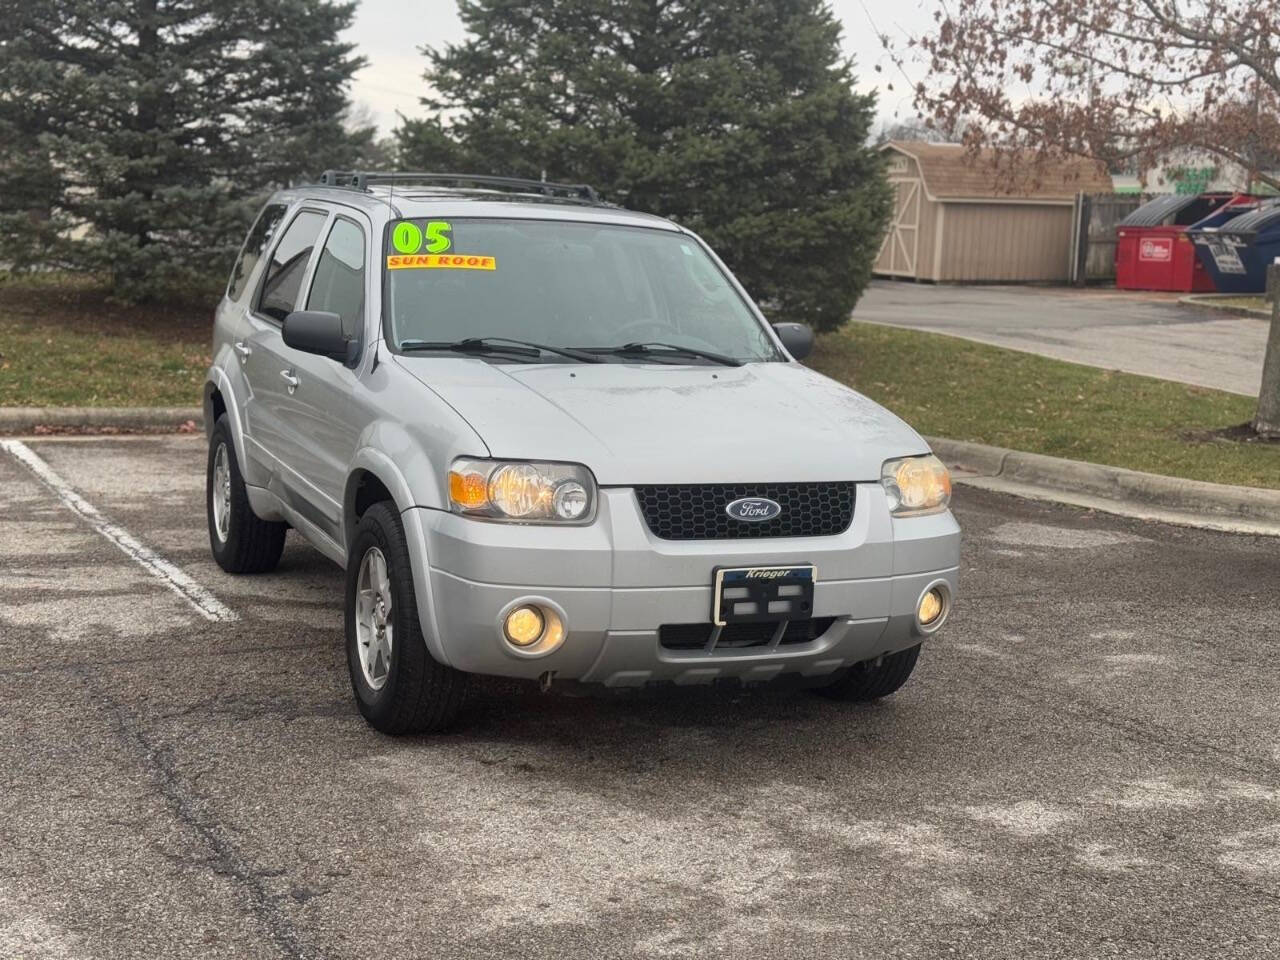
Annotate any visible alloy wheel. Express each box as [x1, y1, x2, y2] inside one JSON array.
[[355, 547, 394, 691], [211, 443, 232, 543]]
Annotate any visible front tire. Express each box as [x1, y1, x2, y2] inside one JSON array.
[[345, 502, 467, 734], [815, 644, 922, 702], [207, 414, 286, 574]]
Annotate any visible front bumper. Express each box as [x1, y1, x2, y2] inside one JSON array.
[[405, 484, 960, 687]]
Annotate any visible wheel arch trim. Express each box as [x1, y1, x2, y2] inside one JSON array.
[[344, 448, 454, 668], [203, 366, 252, 483]]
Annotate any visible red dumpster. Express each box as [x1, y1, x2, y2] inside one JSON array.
[[1115, 193, 1258, 292]]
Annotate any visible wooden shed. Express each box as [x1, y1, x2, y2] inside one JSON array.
[[875, 141, 1113, 283]]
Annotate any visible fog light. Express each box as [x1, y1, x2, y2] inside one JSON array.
[[918, 588, 944, 625], [504, 605, 545, 646]]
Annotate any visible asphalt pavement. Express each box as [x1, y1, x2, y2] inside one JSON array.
[[3, 435, 1280, 959], [854, 281, 1269, 396]]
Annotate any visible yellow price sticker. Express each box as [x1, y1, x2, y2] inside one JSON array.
[[386, 254, 496, 271]]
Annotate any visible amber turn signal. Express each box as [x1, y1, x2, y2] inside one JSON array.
[[448, 469, 489, 510]]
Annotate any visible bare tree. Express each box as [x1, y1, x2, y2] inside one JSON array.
[[903, 0, 1280, 436], [1260, 267, 1280, 438], [907, 1, 1280, 188], [874, 117, 962, 146]]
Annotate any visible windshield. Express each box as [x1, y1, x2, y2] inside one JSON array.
[[383, 218, 782, 363]]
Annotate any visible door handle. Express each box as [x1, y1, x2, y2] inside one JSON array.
[[280, 369, 300, 393], [233, 340, 252, 360]]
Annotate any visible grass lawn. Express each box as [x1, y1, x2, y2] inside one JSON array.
[[3, 277, 1278, 489], [811, 322, 1280, 490], [0, 277, 209, 407]]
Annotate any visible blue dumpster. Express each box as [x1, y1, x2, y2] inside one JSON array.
[[1190, 201, 1280, 294]]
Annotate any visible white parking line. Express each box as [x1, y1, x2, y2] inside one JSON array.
[[0, 439, 237, 623]]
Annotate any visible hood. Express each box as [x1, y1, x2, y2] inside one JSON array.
[[393, 357, 928, 485]]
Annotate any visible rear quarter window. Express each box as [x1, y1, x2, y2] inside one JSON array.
[[227, 203, 287, 301]]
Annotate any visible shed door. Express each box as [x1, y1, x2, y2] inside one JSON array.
[[876, 178, 921, 277]]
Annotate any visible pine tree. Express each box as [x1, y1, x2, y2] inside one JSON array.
[[402, 0, 891, 332], [0, 0, 372, 300]]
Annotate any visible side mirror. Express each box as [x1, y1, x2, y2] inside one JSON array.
[[772, 322, 814, 361], [282, 310, 356, 364]]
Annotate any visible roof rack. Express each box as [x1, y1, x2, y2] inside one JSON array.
[[317, 170, 602, 203]]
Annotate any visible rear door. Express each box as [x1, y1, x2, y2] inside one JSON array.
[[241, 207, 328, 486], [215, 201, 289, 483]]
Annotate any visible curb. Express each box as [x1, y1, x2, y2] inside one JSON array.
[[928, 436, 1280, 537], [1178, 294, 1272, 318], [0, 406, 203, 434]]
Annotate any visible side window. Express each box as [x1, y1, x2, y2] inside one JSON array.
[[306, 218, 366, 340], [256, 210, 326, 322], [227, 203, 287, 301]]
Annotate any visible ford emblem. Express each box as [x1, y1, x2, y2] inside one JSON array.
[[725, 497, 782, 523]]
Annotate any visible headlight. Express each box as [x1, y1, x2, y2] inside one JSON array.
[[448, 459, 597, 523], [881, 454, 951, 517]]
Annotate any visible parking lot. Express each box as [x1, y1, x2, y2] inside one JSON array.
[[4, 434, 1280, 959], [854, 281, 1268, 396]]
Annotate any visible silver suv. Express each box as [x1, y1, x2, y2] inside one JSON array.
[[204, 171, 959, 734]]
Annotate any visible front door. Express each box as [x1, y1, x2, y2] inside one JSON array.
[[267, 214, 370, 538], [241, 208, 328, 495]]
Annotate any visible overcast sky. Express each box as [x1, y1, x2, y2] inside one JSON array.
[[345, 0, 938, 134]]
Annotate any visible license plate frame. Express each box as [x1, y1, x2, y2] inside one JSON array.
[[712, 564, 816, 627]]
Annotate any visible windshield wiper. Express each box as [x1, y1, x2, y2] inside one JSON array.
[[578, 341, 742, 367], [399, 337, 604, 363]]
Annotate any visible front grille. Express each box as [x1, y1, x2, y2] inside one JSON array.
[[660, 617, 837, 652], [633, 482, 856, 540]]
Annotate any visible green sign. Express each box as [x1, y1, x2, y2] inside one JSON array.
[[1172, 167, 1214, 195]]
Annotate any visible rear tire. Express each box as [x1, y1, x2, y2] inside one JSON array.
[[207, 414, 286, 574], [815, 644, 921, 702], [345, 502, 467, 734]]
